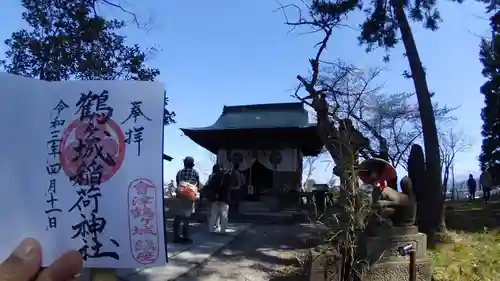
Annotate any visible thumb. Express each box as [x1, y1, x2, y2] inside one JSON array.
[[0, 238, 42, 281]]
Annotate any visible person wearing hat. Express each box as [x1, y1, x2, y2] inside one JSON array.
[[173, 156, 200, 244]]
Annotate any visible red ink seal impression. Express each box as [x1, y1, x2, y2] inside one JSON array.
[[128, 178, 160, 265], [59, 116, 126, 185]]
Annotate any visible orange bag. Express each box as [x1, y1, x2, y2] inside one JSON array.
[[177, 181, 197, 201]]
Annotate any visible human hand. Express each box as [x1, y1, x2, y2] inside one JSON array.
[[0, 238, 83, 281]]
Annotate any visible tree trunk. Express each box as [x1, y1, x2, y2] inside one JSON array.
[[392, 1, 446, 236], [443, 167, 449, 198], [451, 164, 455, 192]]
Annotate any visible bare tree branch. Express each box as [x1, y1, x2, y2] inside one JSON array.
[[93, 0, 153, 29], [306, 62, 455, 170], [439, 125, 472, 194], [208, 153, 217, 165], [302, 148, 328, 186]]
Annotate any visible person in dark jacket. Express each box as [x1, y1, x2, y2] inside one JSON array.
[[467, 174, 477, 200], [228, 164, 245, 214], [206, 164, 232, 233]]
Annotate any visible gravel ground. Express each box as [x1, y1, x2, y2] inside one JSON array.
[[176, 224, 320, 281]]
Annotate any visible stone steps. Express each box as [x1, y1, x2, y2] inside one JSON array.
[[188, 199, 309, 224], [238, 201, 270, 213], [193, 207, 308, 225]]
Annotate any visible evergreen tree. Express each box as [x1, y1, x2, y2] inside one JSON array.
[[479, 17, 500, 182], [1, 0, 175, 125]]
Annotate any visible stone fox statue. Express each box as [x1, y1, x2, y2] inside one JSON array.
[[358, 158, 417, 228], [375, 176, 417, 227]]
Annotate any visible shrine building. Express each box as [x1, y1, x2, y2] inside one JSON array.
[[181, 102, 323, 211]]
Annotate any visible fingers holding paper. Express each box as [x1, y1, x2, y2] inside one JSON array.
[[0, 238, 83, 281], [0, 238, 42, 281], [36, 250, 83, 281]]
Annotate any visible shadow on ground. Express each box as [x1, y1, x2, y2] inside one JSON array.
[[445, 195, 500, 233], [175, 224, 324, 281], [215, 224, 321, 263], [163, 217, 204, 243]]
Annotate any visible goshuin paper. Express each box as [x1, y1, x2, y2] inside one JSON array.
[[0, 73, 167, 268]]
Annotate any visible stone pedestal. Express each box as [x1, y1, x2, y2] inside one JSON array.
[[306, 248, 341, 281], [362, 226, 432, 281]]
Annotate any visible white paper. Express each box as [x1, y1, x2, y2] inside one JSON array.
[[0, 72, 167, 268]]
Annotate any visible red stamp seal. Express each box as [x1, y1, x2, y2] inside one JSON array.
[[128, 178, 160, 264], [59, 116, 126, 185]]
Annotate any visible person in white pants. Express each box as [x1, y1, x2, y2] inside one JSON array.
[[209, 201, 229, 233], [205, 164, 232, 233]]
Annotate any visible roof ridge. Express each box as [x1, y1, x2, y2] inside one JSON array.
[[222, 102, 304, 114]]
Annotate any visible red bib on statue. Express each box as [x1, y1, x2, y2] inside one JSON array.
[[357, 158, 397, 190]]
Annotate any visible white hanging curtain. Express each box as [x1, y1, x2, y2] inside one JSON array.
[[279, 148, 297, 172], [257, 149, 297, 172], [220, 149, 298, 172], [257, 150, 275, 170], [217, 149, 232, 170], [230, 149, 256, 171], [219, 149, 256, 171]]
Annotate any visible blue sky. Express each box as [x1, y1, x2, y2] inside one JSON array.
[[0, 0, 491, 183]]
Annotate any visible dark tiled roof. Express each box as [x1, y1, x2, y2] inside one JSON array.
[[183, 102, 314, 131], [180, 102, 323, 156]]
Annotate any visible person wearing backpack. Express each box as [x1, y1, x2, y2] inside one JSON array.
[[172, 156, 200, 244], [206, 164, 231, 233]]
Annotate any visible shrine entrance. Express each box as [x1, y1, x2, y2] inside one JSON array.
[[181, 102, 324, 211], [244, 160, 273, 201], [218, 148, 301, 210]]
